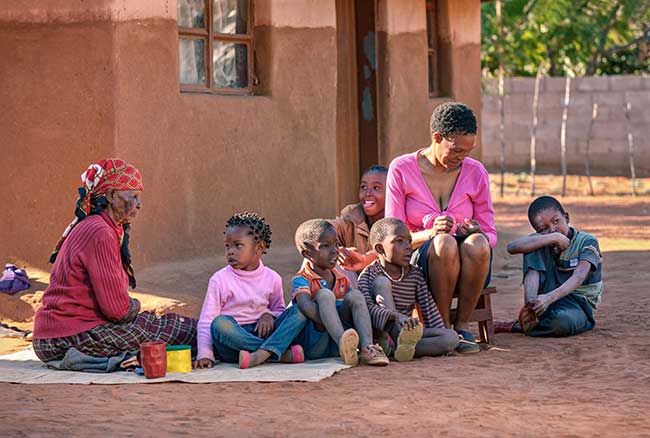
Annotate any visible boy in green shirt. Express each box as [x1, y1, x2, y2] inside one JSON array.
[[499, 196, 603, 337]]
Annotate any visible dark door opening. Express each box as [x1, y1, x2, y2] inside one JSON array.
[[354, 0, 379, 174]]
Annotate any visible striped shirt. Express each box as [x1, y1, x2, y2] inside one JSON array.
[[358, 261, 444, 330]]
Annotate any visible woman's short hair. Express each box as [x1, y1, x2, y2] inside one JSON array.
[[430, 102, 477, 138]]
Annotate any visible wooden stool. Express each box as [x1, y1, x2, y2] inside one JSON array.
[[449, 287, 497, 345]]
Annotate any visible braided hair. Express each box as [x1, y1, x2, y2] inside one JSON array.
[[226, 212, 272, 252]]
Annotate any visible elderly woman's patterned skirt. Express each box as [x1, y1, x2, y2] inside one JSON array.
[[33, 311, 197, 362]]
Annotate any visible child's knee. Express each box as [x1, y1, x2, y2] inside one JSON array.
[[372, 276, 392, 294], [211, 315, 237, 336], [547, 314, 577, 337], [286, 304, 308, 322], [344, 289, 365, 306], [315, 288, 336, 305]]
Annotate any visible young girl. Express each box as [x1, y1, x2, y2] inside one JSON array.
[[195, 213, 307, 369], [334, 165, 388, 272], [359, 218, 460, 361]]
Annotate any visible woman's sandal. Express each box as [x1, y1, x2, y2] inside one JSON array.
[[393, 324, 424, 362], [455, 330, 480, 354], [338, 329, 360, 366]]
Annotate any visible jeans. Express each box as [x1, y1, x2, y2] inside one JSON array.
[[525, 293, 595, 337], [210, 305, 307, 363]]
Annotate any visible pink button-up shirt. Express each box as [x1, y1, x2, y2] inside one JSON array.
[[197, 261, 285, 361], [385, 150, 497, 248]]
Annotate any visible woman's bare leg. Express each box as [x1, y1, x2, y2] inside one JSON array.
[[426, 234, 460, 328], [455, 233, 490, 332]]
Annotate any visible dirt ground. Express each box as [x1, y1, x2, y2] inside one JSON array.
[[2, 175, 649, 437]]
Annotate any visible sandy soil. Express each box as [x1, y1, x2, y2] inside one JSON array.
[[2, 188, 649, 437]]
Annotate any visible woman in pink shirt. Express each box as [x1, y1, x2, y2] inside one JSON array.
[[195, 213, 307, 369], [385, 103, 496, 354]]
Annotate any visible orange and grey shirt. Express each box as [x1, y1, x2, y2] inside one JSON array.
[[291, 261, 351, 301]]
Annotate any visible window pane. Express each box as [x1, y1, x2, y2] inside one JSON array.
[[213, 41, 248, 88], [213, 0, 248, 34], [179, 38, 206, 85], [177, 0, 206, 28]]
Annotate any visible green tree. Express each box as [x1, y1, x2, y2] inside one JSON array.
[[482, 0, 650, 77]]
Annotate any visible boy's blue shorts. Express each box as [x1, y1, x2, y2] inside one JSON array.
[[294, 301, 353, 360]]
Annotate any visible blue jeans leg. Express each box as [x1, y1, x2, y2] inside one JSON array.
[[526, 293, 595, 337], [259, 305, 308, 360], [211, 316, 263, 363]]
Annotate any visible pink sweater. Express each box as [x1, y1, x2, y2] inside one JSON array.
[[197, 261, 285, 361], [385, 151, 497, 248], [34, 212, 131, 339]]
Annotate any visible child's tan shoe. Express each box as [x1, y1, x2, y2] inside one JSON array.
[[338, 329, 359, 366]]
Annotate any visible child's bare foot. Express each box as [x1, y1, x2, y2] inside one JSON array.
[[359, 344, 389, 366], [239, 349, 271, 369], [278, 345, 305, 364], [394, 323, 423, 362], [338, 329, 360, 366]]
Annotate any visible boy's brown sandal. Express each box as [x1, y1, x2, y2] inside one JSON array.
[[359, 344, 389, 366]]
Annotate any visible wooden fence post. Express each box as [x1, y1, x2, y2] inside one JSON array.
[[584, 100, 598, 196], [560, 76, 571, 197], [623, 99, 638, 196]]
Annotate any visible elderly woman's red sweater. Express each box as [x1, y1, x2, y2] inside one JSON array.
[[34, 211, 132, 339]]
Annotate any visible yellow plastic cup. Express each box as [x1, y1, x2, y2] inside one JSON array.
[[166, 345, 192, 373]]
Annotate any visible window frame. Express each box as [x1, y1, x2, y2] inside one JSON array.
[[178, 0, 255, 95], [426, 0, 441, 98]]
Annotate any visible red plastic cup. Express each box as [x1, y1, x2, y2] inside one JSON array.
[[138, 341, 167, 379]]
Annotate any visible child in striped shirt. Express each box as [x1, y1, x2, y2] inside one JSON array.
[[359, 218, 459, 361]]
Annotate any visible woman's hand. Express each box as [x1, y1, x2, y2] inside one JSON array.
[[456, 218, 483, 236], [432, 215, 454, 235], [194, 358, 214, 369], [254, 313, 275, 338]]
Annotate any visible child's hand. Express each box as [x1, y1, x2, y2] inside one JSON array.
[[338, 248, 377, 271], [395, 313, 421, 330], [194, 358, 214, 369], [457, 218, 483, 236], [551, 232, 571, 252], [255, 312, 275, 338], [531, 294, 554, 316], [432, 215, 454, 235]]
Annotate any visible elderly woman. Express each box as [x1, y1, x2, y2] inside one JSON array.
[[385, 103, 496, 354], [33, 159, 196, 363]]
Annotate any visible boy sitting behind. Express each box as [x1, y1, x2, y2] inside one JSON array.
[[292, 219, 389, 366], [499, 196, 603, 337], [359, 218, 459, 361]]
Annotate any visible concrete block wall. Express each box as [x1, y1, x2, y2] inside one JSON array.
[[481, 75, 650, 176]]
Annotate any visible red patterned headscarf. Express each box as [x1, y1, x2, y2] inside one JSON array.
[[50, 159, 144, 288]]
